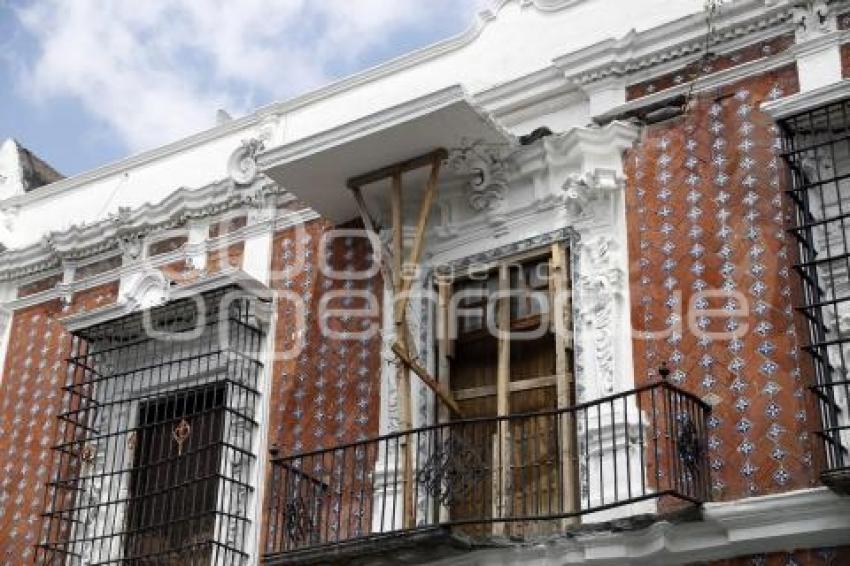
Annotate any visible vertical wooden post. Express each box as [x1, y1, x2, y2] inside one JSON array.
[[551, 243, 578, 527], [394, 158, 442, 324], [391, 173, 415, 529], [497, 264, 510, 418], [436, 278, 452, 523], [391, 174, 403, 292], [493, 263, 511, 535], [436, 279, 452, 424]]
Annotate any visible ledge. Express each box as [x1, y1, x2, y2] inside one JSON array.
[[761, 79, 850, 119], [263, 527, 476, 566], [412, 488, 850, 565], [821, 468, 850, 495], [60, 268, 273, 333]]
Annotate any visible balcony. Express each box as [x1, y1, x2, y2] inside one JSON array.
[[262, 381, 710, 564]]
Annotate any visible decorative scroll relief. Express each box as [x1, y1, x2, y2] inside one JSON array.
[[577, 236, 626, 397], [562, 169, 624, 219], [428, 123, 637, 402], [228, 138, 266, 186], [789, 0, 834, 41], [447, 145, 513, 213]]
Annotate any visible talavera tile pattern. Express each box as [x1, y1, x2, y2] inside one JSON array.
[[625, 67, 823, 501], [267, 220, 383, 456], [0, 283, 119, 562]]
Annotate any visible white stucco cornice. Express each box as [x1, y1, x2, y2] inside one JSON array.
[[0, 176, 289, 281], [593, 46, 799, 124], [432, 488, 850, 566], [0, 206, 315, 312], [556, 1, 794, 88], [60, 268, 273, 334], [762, 79, 850, 119], [478, 0, 802, 124]]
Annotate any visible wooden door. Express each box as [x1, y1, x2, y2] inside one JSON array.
[[445, 254, 566, 538]]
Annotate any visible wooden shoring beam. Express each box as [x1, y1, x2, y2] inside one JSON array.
[[389, 167, 413, 530], [350, 186, 395, 289], [391, 342, 462, 417], [394, 155, 442, 326], [346, 148, 448, 190], [551, 242, 579, 525], [493, 263, 511, 536], [345, 149, 456, 418], [391, 173, 403, 291], [350, 186, 380, 237]]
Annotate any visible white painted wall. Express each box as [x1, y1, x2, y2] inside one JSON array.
[[0, 0, 710, 252]]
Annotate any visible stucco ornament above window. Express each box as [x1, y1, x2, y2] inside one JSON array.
[[447, 145, 513, 212], [118, 268, 172, 311]]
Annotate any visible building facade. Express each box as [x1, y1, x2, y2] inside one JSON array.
[[0, 0, 849, 564]]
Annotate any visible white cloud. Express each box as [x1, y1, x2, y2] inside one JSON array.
[[12, 0, 485, 153]]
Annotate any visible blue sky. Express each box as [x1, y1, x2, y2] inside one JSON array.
[[0, 0, 484, 177]]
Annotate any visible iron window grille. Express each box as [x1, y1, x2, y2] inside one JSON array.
[[781, 100, 850, 487], [37, 286, 266, 565]]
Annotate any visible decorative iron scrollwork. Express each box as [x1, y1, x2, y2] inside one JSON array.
[[80, 444, 96, 464], [284, 496, 317, 544], [417, 434, 488, 506], [172, 419, 191, 456], [677, 413, 702, 472]]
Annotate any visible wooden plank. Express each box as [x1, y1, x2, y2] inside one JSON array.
[[497, 264, 510, 417], [399, 329, 414, 530], [392, 342, 462, 417], [385, 169, 415, 530], [453, 375, 560, 401], [350, 186, 379, 236], [436, 279, 452, 523], [493, 263, 511, 535], [395, 157, 442, 326], [351, 186, 395, 288], [437, 280, 452, 422], [551, 243, 578, 523], [346, 148, 448, 189], [391, 173, 403, 291]]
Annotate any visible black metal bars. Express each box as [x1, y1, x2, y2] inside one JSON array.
[[263, 381, 710, 558], [781, 101, 850, 481], [37, 286, 265, 565]]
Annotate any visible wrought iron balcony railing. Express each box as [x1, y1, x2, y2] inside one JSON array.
[[262, 381, 710, 561]]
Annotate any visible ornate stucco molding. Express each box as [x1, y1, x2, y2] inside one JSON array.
[[431, 487, 850, 565], [228, 138, 266, 186], [0, 177, 290, 282], [427, 120, 638, 402], [576, 236, 626, 396], [61, 269, 272, 333], [790, 0, 834, 41], [429, 121, 638, 258], [557, 3, 796, 88], [447, 144, 514, 213]]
